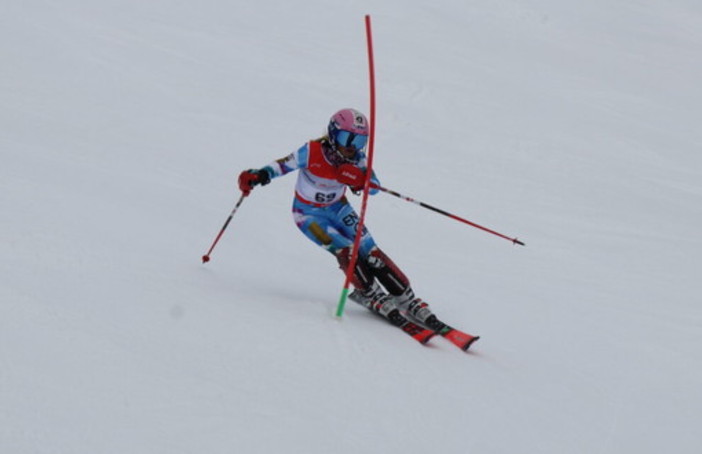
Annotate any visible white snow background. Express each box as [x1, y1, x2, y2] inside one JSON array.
[[2, 1, 701, 453]]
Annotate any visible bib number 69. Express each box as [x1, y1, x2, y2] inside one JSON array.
[[315, 192, 336, 203]]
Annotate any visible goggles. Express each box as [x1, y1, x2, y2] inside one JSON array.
[[335, 130, 368, 150]]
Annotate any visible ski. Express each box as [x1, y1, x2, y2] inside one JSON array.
[[399, 298, 480, 351], [387, 310, 436, 345], [437, 325, 480, 351], [399, 319, 436, 345], [417, 314, 480, 351]]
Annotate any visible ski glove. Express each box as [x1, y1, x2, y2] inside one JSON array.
[[238, 168, 271, 196], [336, 164, 366, 192]]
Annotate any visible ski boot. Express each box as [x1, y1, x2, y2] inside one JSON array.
[[406, 298, 448, 333], [404, 297, 479, 350], [350, 283, 402, 325]]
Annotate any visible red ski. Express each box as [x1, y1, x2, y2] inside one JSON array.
[[399, 320, 436, 345], [386, 310, 435, 345], [419, 314, 480, 351], [440, 327, 480, 351]]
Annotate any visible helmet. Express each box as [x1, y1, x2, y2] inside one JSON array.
[[327, 108, 369, 161]]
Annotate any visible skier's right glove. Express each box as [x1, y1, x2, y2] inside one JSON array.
[[336, 164, 365, 192], [238, 168, 271, 196]]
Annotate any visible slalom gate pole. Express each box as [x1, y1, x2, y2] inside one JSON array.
[[336, 14, 377, 318], [371, 184, 526, 246], [201, 192, 247, 263]]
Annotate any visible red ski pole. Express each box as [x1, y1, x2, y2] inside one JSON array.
[[371, 184, 525, 246], [201, 193, 247, 263]]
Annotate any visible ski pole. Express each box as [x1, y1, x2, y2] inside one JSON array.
[[371, 184, 525, 246], [201, 193, 247, 263]]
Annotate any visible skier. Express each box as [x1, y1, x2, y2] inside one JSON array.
[[237, 108, 447, 333]]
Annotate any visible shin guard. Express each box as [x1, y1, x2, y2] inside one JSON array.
[[365, 247, 412, 297], [336, 247, 374, 293]]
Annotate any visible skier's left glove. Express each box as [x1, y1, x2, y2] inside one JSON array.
[[238, 168, 271, 196], [336, 164, 365, 192]]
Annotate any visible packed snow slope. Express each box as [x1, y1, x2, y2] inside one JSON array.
[[2, 1, 701, 453]]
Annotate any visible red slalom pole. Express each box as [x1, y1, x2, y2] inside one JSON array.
[[372, 184, 525, 246], [336, 14, 377, 318], [201, 193, 247, 263]]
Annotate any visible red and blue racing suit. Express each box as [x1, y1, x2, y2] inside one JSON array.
[[260, 139, 380, 258]]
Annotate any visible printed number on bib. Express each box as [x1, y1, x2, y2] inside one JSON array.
[[315, 192, 337, 204]]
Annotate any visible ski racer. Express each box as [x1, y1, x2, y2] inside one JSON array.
[[237, 108, 447, 333]]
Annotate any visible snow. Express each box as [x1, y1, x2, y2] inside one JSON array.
[[2, 1, 702, 453]]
